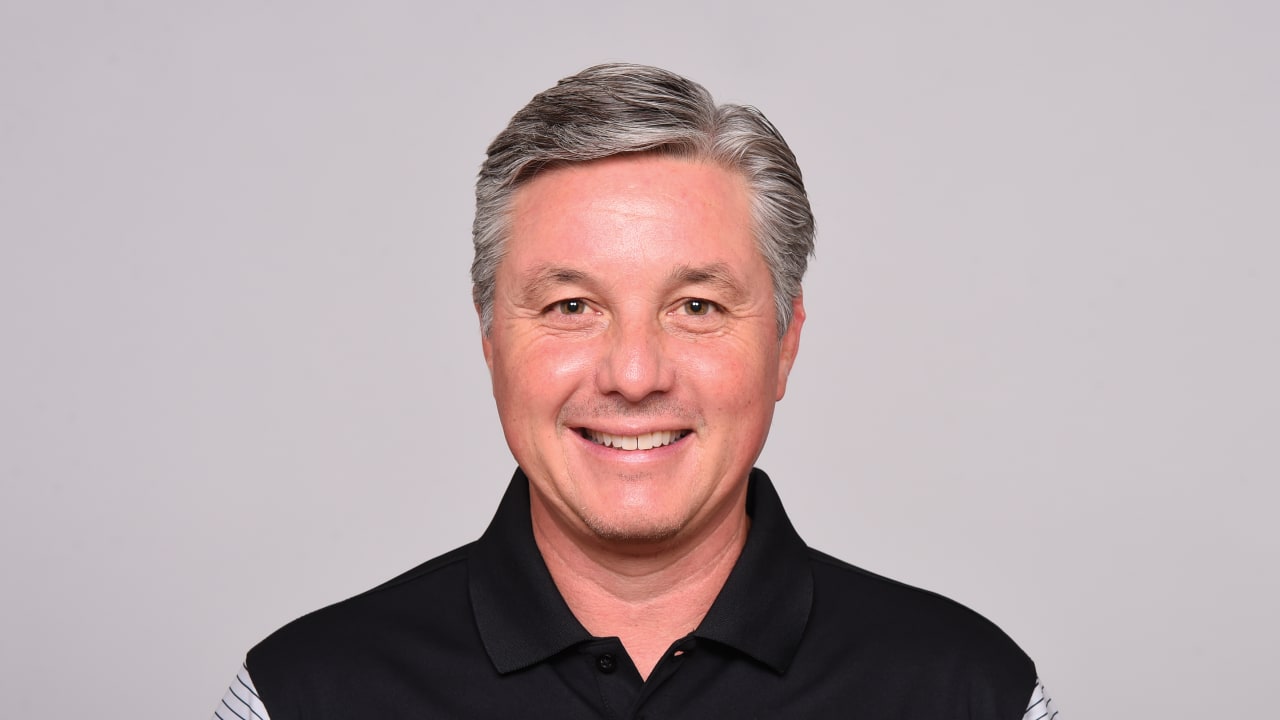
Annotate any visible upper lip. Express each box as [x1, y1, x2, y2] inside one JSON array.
[[571, 424, 690, 435]]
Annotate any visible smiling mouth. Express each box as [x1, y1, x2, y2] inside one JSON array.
[[577, 428, 692, 451]]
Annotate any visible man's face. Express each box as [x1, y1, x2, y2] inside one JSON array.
[[481, 154, 803, 546]]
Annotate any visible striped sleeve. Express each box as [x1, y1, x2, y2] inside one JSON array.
[[1022, 678, 1060, 720], [212, 662, 270, 720]]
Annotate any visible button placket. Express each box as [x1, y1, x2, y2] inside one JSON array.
[[580, 640, 641, 718]]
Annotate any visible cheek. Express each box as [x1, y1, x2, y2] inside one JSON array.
[[545, 347, 597, 384], [532, 340, 598, 394], [678, 343, 776, 411], [497, 340, 598, 413]]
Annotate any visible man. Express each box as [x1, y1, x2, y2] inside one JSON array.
[[215, 64, 1058, 719]]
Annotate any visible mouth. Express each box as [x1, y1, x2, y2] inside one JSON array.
[[576, 428, 692, 451]]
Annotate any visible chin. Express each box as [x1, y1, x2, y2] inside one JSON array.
[[577, 509, 687, 545]]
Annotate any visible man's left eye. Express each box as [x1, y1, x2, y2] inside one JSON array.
[[682, 299, 716, 316], [554, 299, 587, 314]]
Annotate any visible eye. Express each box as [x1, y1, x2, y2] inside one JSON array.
[[553, 298, 587, 315], [682, 299, 716, 316]]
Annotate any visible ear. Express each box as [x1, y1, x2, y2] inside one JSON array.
[[775, 294, 805, 401], [477, 304, 494, 375]]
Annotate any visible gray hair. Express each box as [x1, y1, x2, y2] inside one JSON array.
[[471, 63, 815, 336]]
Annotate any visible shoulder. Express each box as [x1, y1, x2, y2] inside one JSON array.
[[813, 548, 1015, 618], [246, 543, 478, 691], [802, 548, 1035, 701]]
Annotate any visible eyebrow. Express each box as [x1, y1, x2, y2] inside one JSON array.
[[514, 262, 750, 305], [668, 262, 749, 305], [516, 264, 590, 305]]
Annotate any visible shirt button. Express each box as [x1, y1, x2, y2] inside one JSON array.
[[596, 653, 617, 674]]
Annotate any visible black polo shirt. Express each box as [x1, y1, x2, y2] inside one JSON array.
[[248, 468, 1035, 719]]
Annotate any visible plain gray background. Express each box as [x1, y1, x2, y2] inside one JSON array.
[[2, 1, 1276, 717]]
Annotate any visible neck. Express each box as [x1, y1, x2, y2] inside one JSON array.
[[530, 489, 750, 680]]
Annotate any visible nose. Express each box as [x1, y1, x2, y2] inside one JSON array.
[[595, 314, 674, 402]]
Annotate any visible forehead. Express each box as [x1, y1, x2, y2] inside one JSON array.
[[505, 154, 758, 270]]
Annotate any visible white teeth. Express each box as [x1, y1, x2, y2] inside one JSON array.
[[585, 429, 685, 450]]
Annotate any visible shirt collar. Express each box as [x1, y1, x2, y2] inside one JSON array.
[[468, 469, 592, 674], [468, 468, 814, 675], [693, 468, 814, 674]]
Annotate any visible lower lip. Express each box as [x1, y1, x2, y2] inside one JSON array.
[[572, 430, 691, 462]]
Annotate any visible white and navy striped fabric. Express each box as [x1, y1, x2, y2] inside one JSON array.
[[1024, 678, 1060, 720], [212, 663, 268, 720], [213, 664, 1059, 719]]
